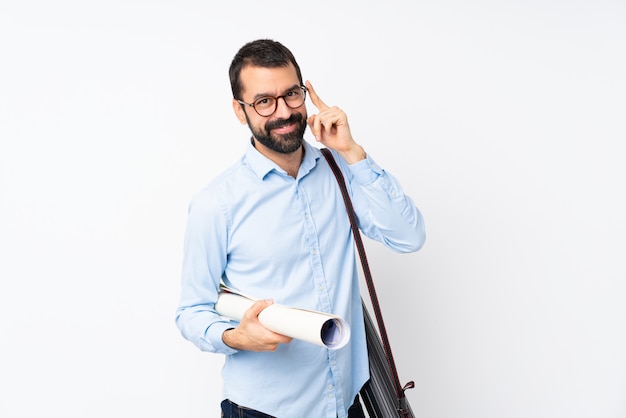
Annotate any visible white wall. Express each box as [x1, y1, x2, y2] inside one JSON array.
[[1, 1, 624, 417]]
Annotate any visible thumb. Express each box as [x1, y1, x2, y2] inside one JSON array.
[[246, 298, 274, 319]]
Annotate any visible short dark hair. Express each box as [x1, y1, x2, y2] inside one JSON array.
[[229, 39, 303, 100]]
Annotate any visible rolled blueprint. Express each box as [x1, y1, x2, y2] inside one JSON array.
[[215, 288, 350, 350]]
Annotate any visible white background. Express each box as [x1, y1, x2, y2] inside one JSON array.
[[1, 1, 625, 417]]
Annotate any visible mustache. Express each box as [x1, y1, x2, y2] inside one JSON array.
[[265, 113, 303, 131]]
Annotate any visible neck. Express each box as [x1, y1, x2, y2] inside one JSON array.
[[253, 139, 304, 178]]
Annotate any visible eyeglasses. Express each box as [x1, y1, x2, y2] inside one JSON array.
[[237, 86, 307, 117]]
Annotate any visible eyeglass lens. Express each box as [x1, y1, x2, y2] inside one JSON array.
[[254, 88, 306, 116]]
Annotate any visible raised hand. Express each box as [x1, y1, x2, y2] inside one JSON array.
[[306, 80, 366, 164]]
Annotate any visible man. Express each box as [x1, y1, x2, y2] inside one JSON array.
[[175, 39, 425, 418]]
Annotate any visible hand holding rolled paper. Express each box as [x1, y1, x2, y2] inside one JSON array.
[[215, 286, 350, 350]]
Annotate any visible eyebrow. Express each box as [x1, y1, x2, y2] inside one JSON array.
[[251, 84, 301, 102]]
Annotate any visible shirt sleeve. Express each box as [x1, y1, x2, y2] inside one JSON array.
[[343, 153, 426, 253], [175, 190, 239, 355]]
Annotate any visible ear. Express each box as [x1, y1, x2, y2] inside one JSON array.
[[232, 99, 247, 125]]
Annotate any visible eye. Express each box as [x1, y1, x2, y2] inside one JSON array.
[[286, 89, 300, 97], [255, 97, 273, 107]]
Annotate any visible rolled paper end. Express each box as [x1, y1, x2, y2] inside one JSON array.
[[320, 317, 351, 350]]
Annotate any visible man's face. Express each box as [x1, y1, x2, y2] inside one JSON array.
[[233, 64, 307, 154]]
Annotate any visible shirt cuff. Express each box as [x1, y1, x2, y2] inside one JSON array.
[[206, 321, 239, 355], [348, 154, 384, 185]]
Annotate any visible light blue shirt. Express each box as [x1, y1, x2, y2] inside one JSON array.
[[176, 141, 425, 418]]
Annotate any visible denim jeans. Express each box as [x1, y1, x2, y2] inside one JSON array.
[[220, 395, 366, 418]]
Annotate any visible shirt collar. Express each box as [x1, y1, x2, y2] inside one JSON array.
[[244, 139, 322, 180]]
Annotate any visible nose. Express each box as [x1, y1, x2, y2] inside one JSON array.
[[273, 96, 292, 118]]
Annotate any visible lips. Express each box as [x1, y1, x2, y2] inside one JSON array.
[[271, 122, 296, 133], [266, 113, 302, 132]]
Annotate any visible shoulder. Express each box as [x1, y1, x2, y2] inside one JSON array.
[[188, 157, 258, 212]]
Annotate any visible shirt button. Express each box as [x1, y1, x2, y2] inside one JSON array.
[[328, 384, 334, 390], [312, 249, 318, 255]]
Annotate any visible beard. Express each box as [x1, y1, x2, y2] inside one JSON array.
[[247, 112, 307, 154]]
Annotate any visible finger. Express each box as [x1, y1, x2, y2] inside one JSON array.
[[322, 108, 342, 135], [276, 334, 293, 344], [305, 80, 329, 112], [307, 114, 322, 141], [261, 331, 293, 352]]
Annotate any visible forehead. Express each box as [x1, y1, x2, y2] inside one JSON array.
[[239, 63, 299, 99]]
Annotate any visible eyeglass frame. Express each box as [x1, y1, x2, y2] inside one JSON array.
[[236, 85, 307, 117]]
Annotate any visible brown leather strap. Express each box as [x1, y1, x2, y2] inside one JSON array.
[[321, 148, 412, 411]]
